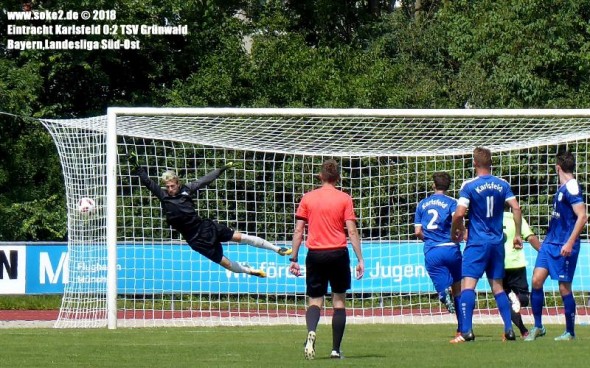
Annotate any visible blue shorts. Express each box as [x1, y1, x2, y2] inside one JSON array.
[[424, 246, 462, 293], [534, 242, 579, 283], [462, 242, 505, 280]]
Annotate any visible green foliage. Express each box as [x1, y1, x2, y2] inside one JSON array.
[[440, 0, 590, 107], [0, 194, 67, 240], [0, 116, 66, 240], [0, 60, 43, 115]]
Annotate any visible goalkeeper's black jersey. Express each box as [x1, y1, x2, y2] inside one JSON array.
[[136, 166, 225, 237], [158, 190, 201, 234]]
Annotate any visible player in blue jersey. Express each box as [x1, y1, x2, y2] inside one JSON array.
[[450, 147, 523, 343], [414, 172, 462, 336], [525, 150, 588, 342]]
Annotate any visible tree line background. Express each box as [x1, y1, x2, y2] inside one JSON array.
[[1, 0, 590, 241]]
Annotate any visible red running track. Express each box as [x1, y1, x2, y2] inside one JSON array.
[[1, 307, 586, 321]]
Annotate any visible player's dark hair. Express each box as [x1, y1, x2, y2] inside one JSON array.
[[432, 172, 451, 191], [473, 147, 492, 168], [556, 150, 575, 173], [320, 159, 340, 183]]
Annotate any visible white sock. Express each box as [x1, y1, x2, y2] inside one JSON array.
[[228, 260, 251, 274], [240, 234, 279, 252]]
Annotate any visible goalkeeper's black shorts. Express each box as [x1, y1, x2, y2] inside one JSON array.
[[305, 247, 351, 297], [186, 219, 234, 264]]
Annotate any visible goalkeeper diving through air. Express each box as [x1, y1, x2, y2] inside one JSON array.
[[127, 152, 292, 278]]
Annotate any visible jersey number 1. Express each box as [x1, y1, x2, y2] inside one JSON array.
[[486, 196, 494, 218]]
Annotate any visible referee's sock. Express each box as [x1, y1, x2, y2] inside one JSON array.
[[306, 305, 321, 333], [332, 308, 346, 353]]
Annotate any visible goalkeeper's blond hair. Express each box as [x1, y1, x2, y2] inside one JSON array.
[[161, 170, 179, 183]]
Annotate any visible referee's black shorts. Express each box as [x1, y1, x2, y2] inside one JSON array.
[[305, 247, 351, 298], [186, 219, 234, 264]]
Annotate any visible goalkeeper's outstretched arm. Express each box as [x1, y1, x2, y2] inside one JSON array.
[[186, 162, 238, 193], [137, 166, 167, 200], [127, 152, 166, 199]]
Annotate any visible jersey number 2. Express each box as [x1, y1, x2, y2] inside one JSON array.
[[427, 209, 439, 229]]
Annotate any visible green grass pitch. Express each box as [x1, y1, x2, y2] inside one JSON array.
[[0, 324, 587, 367]]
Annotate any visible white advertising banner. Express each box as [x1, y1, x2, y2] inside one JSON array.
[[0, 245, 26, 294]]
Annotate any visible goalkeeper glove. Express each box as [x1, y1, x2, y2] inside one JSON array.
[[127, 151, 140, 169]]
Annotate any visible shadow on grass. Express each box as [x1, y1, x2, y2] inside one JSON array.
[[314, 354, 387, 360]]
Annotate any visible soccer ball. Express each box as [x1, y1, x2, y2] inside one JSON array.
[[78, 197, 96, 215]]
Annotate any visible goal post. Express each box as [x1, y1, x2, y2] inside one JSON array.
[[106, 110, 118, 329], [39, 108, 590, 328]]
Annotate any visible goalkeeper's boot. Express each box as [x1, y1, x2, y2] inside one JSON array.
[[443, 287, 455, 314], [524, 326, 546, 341], [250, 268, 267, 278], [330, 350, 342, 359], [277, 247, 293, 256], [450, 330, 475, 343], [304, 331, 316, 360], [503, 329, 516, 341], [554, 331, 575, 341]]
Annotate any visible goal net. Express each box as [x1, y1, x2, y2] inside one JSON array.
[[39, 108, 590, 328]]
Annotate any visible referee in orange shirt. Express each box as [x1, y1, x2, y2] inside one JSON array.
[[289, 159, 364, 360]]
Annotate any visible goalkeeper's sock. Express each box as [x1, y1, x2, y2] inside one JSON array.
[[306, 305, 321, 333], [460, 289, 476, 333], [531, 288, 544, 328], [562, 293, 576, 336], [240, 234, 279, 252], [227, 260, 251, 274], [494, 291, 513, 332], [332, 308, 346, 353]]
